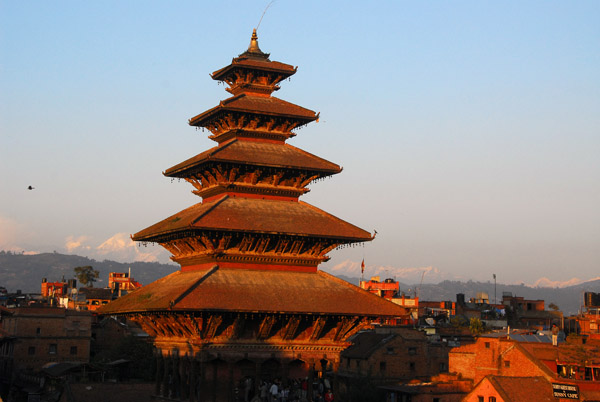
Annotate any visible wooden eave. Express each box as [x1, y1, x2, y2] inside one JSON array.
[[211, 58, 297, 81], [97, 268, 406, 318], [132, 196, 372, 243], [163, 139, 342, 177], [188, 94, 317, 127]]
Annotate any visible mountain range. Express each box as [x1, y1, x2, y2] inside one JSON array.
[[1, 251, 598, 315]]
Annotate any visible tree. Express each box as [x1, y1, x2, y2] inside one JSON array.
[[548, 303, 560, 311], [469, 317, 484, 335], [74, 265, 99, 287], [450, 316, 468, 328]]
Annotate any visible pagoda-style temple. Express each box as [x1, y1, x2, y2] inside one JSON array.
[[99, 30, 406, 402]]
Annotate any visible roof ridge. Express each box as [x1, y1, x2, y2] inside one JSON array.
[[514, 342, 556, 380], [486, 375, 513, 402], [191, 195, 229, 226], [209, 138, 238, 158], [220, 93, 246, 106], [171, 265, 219, 308]]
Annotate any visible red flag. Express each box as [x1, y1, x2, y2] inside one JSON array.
[[361, 259, 365, 274]]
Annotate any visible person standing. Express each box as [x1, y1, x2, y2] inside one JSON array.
[[269, 381, 279, 402]]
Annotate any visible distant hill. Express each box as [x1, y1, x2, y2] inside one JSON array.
[[1, 251, 598, 315], [0, 251, 178, 292], [337, 275, 600, 315]]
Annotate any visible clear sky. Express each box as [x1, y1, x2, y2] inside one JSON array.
[[1, 1, 599, 286]]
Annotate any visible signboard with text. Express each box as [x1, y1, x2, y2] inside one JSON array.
[[552, 383, 579, 399]]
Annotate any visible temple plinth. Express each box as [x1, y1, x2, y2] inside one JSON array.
[[99, 31, 406, 402]]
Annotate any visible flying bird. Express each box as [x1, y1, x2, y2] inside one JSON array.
[[27, 186, 35, 190]]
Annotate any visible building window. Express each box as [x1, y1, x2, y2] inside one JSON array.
[[489, 397, 496, 402], [346, 358, 350, 368], [380, 361, 386, 372], [409, 362, 416, 371], [36, 327, 41, 335], [70, 346, 78, 355], [49, 344, 57, 354], [386, 347, 394, 354], [485, 342, 490, 349], [433, 399, 440, 402], [439, 362, 448, 372], [504, 360, 510, 368], [408, 347, 417, 355], [478, 397, 484, 402], [28, 346, 35, 355]]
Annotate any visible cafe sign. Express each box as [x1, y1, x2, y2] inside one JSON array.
[[552, 383, 579, 399]]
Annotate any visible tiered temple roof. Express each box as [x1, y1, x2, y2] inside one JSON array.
[[98, 30, 405, 401]]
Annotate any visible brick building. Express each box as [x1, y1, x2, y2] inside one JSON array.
[[449, 336, 600, 399], [567, 292, 600, 341], [462, 376, 556, 402], [0, 307, 92, 373], [501, 293, 558, 330], [338, 327, 451, 387], [78, 287, 113, 311], [381, 374, 472, 402], [360, 277, 400, 299], [108, 271, 142, 292]]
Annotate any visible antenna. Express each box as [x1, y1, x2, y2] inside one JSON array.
[[256, 1, 275, 31]]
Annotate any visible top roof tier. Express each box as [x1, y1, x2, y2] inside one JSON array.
[[210, 29, 298, 96]]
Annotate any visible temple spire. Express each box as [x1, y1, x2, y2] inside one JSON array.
[[248, 29, 261, 52], [240, 29, 269, 59]]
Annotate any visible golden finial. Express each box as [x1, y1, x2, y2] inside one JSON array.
[[247, 28, 262, 53]]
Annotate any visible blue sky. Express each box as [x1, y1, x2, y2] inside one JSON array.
[[1, 1, 599, 286]]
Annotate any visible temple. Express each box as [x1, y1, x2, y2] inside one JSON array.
[[99, 30, 406, 401]]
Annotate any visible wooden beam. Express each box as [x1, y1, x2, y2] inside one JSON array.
[[282, 316, 301, 340], [203, 315, 223, 339], [334, 316, 359, 342], [257, 315, 276, 339], [309, 316, 327, 341]]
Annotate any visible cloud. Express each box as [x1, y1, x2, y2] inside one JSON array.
[[65, 235, 92, 252], [0, 216, 34, 253], [58, 233, 171, 263], [324, 260, 447, 284]]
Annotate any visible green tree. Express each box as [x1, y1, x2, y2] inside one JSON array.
[[74, 265, 99, 287], [450, 316, 468, 328], [469, 317, 484, 335], [548, 303, 560, 311]]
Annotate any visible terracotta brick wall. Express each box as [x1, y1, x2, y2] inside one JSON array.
[[5, 308, 91, 371]]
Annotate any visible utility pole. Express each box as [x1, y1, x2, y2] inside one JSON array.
[[493, 274, 497, 305]]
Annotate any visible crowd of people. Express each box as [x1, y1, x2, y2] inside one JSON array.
[[238, 376, 334, 402]]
